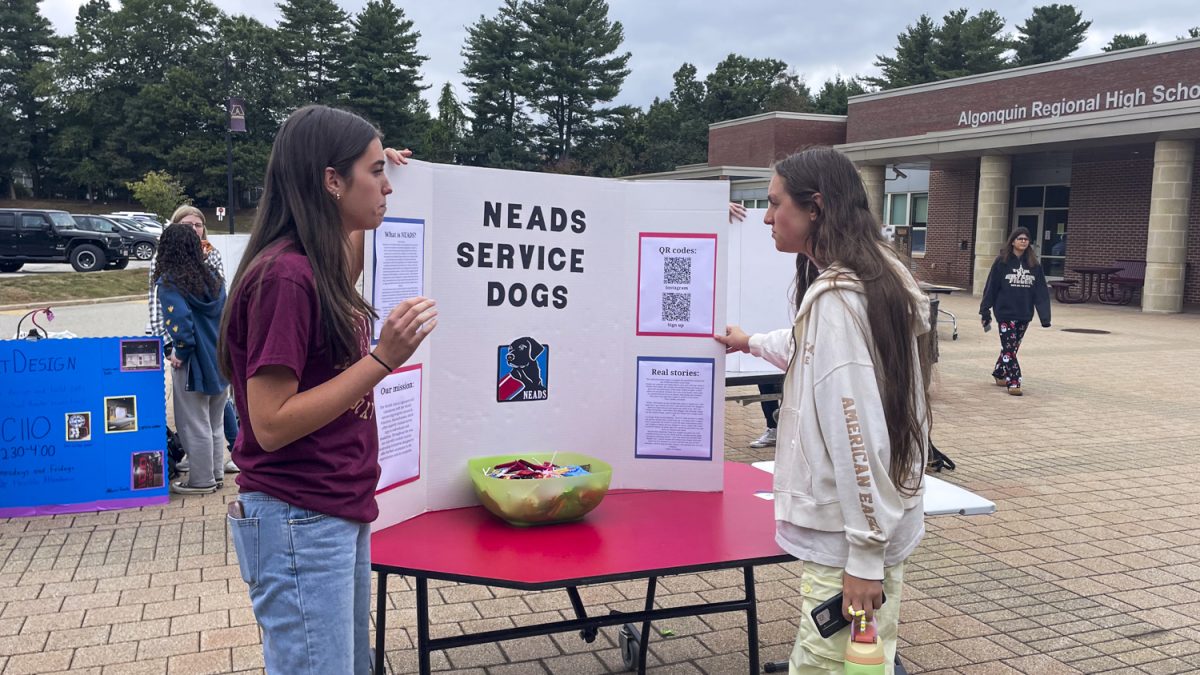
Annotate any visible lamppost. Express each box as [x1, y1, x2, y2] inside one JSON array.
[[224, 54, 246, 235]]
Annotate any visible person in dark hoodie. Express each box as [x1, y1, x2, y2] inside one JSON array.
[[979, 227, 1051, 396], [155, 223, 229, 494]]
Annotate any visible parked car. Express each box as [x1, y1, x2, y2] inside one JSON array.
[[109, 211, 166, 232], [0, 208, 132, 272], [73, 214, 158, 261]]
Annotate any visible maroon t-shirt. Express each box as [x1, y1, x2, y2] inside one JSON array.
[[226, 242, 380, 523]]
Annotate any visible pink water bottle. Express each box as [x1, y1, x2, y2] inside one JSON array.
[[844, 617, 886, 674]]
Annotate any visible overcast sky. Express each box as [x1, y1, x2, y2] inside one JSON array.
[[38, 0, 1200, 108]]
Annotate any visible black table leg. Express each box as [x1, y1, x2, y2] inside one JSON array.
[[416, 576, 431, 675], [375, 571, 388, 675], [744, 567, 759, 675], [637, 576, 657, 675]]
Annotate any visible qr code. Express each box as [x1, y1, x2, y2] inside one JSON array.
[[663, 256, 691, 285], [662, 292, 691, 322]]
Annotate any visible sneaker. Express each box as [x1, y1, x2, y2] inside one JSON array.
[[993, 376, 1006, 386], [223, 460, 241, 474], [749, 428, 777, 448], [177, 459, 190, 472], [1007, 386, 1023, 396], [169, 479, 217, 495]]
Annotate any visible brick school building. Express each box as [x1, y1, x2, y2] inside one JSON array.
[[635, 38, 1200, 312]]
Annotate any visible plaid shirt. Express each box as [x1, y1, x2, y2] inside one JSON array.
[[147, 244, 224, 343]]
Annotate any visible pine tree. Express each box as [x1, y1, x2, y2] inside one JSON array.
[[931, 8, 1010, 79], [277, 0, 350, 104], [1102, 34, 1152, 52], [460, 0, 535, 168], [0, 0, 59, 198], [703, 55, 808, 122], [864, 15, 939, 89], [1012, 4, 1091, 66], [639, 63, 708, 172], [521, 0, 630, 163], [811, 75, 868, 116], [342, 0, 429, 148], [423, 83, 467, 164]]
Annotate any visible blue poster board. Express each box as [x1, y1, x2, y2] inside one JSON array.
[[0, 337, 169, 516]]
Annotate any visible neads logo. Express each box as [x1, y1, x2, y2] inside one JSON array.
[[497, 337, 548, 402]]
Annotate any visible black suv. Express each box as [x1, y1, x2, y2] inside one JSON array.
[[0, 208, 132, 272]]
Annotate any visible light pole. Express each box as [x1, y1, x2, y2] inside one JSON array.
[[224, 55, 246, 235]]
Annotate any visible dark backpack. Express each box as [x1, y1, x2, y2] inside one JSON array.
[[166, 427, 186, 480]]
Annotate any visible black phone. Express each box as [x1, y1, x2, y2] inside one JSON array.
[[810, 591, 886, 639]]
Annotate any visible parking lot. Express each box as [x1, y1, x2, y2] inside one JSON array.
[[0, 260, 151, 281]]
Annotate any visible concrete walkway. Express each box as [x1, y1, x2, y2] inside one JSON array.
[[2, 294, 1199, 674]]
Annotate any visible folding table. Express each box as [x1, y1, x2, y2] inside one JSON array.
[[371, 462, 792, 675]]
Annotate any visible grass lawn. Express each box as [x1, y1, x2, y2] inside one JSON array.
[[0, 269, 147, 306]]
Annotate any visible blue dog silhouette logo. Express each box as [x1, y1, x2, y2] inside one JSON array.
[[497, 337, 548, 402]]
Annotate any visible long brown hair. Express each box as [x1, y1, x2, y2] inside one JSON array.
[[999, 226, 1040, 267], [219, 105, 380, 377], [154, 223, 219, 298], [776, 147, 929, 496]]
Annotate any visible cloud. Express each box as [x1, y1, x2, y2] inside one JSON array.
[[37, 0, 1200, 109]]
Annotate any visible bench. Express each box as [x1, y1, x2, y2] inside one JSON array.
[[1049, 279, 1079, 303], [1103, 259, 1146, 305]]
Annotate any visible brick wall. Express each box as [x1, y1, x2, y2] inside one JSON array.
[[917, 160, 979, 288], [847, 46, 1200, 142], [709, 117, 847, 167], [1065, 155, 1153, 272], [1187, 144, 1200, 307]]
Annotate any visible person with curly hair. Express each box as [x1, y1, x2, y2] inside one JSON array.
[[155, 223, 229, 494]]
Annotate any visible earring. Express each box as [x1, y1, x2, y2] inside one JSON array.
[[335, 192, 341, 201]]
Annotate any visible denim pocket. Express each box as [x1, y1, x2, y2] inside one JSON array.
[[287, 506, 329, 525], [227, 515, 259, 586]]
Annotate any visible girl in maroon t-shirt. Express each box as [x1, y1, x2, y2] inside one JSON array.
[[219, 105, 437, 674]]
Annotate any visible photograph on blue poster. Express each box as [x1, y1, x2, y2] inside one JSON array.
[[0, 337, 168, 517]]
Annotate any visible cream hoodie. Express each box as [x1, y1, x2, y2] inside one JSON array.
[[748, 253, 929, 580]]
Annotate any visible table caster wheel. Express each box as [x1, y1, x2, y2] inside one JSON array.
[[952, 332, 959, 340], [619, 624, 640, 671]]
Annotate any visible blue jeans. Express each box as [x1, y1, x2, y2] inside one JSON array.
[[223, 398, 239, 449], [228, 492, 372, 674]]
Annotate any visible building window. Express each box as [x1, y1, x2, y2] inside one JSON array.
[[740, 199, 767, 208], [885, 192, 929, 254]]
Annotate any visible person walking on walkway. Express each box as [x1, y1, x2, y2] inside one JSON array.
[[979, 227, 1051, 396]]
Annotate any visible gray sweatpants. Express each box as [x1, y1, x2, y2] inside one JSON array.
[[172, 361, 228, 488]]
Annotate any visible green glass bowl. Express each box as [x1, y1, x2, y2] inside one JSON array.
[[467, 452, 613, 527]]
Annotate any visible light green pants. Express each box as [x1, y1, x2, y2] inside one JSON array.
[[789, 561, 905, 675]]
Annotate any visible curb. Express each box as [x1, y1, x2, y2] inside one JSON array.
[[0, 295, 145, 312]]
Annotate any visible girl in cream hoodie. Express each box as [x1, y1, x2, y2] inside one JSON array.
[[717, 148, 931, 674]]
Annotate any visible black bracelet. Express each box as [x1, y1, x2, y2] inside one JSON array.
[[369, 352, 394, 373]]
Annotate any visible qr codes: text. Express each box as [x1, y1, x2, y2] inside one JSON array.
[[663, 256, 691, 285]]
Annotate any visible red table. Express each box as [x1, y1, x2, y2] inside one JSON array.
[[371, 462, 792, 674]]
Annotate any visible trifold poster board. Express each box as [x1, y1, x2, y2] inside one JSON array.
[[0, 337, 169, 517], [365, 161, 730, 530], [724, 208, 796, 374]]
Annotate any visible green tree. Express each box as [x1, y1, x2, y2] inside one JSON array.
[[641, 63, 708, 171], [127, 171, 189, 219], [931, 8, 1010, 79], [342, 0, 429, 149], [1102, 33, 1152, 51], [277, 0, 349, 104], [422, 83, 467, 164], [461, 0, 535, 168], [703, 54, 810, 122], [810, 75, 868, 115], [864, 15, 939, 89], [1177, 27, 1199, 39], [1012, 4, 1091, 66], [0, 0, 60, 198], [521, 0, 631, 163]]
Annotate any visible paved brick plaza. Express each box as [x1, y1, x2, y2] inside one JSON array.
[[2, 293, 1199, 674]]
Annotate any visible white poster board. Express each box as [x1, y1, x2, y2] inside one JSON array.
[[724, 209, 797, 373], [366, 163, 729, 530], [206, 234, 251, 291]]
